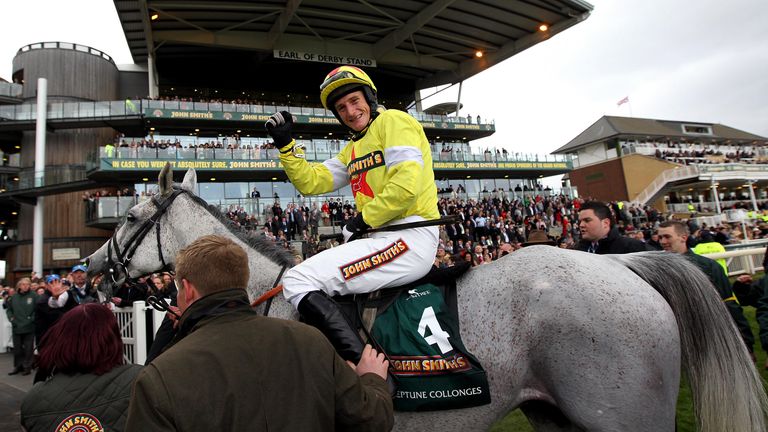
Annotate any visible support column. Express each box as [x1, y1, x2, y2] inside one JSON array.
[[33, 78, 47, 276], [748, 180, 759, 212], [711, 180, 721, 214], [148, 53, 158, 99], [414, 89, 422, 112], [455, 81, 463, 117]]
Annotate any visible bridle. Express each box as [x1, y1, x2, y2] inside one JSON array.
[[106, 187, 186, 288], [103, 185, 287, 317]]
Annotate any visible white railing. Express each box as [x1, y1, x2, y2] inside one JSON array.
[[113, 301, 166, 365], [0, 300, 165, 362], [707, 247, 765, 276], [0, 300, 12, 352], [633, 165, 700, 205]]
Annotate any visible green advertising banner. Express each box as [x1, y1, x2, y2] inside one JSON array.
[[100, 158, 569, 172], [142, 109, 495, 131], [102, 159, 282, 171]]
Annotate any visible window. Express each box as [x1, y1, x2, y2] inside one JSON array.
[[198, 182, 224, 201], [225, 182, 249, 199], [682, 124, 713, 135]]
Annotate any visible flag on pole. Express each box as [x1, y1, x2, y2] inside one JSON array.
[[617, 96, 629, 107]]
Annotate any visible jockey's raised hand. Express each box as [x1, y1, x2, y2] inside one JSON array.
[[264, 111, 295, 150], [342, 213, 370, 243]]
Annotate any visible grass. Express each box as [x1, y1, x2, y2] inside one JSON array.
[[489, 299, 768, 431]]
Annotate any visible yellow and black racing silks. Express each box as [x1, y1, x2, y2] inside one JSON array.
[[278, 109, 438, 228]]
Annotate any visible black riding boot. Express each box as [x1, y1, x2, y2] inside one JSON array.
[[298, 291, 365, 363]]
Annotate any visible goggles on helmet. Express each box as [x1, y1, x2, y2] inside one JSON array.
[[319, 65, 377, 111]]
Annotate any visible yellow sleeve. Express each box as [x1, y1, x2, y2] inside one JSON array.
[[278, 141, 349, 196]]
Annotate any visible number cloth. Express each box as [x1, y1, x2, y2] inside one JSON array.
[[372, 284, 490, 411]]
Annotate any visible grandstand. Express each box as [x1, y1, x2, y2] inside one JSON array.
[[553, 115, 768, 213], [0, 0, 594, 280]]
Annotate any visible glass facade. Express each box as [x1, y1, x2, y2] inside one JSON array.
[[132, 176, 559, 222]]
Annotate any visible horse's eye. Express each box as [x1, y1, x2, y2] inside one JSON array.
[[126, 213, 136, 222]]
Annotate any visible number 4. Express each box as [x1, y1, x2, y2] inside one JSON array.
[[417, 306, 452, 354]]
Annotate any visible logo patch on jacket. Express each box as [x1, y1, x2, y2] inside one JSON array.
[[56, 413, 104, 432], [339, 239, 409, 280], [348, 150, 384, 198]]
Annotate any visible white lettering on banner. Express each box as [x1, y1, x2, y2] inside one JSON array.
[[428, 387, 484, 399], [418, 306, 452, 354], [273, 50, 377, 67], [395, 387, 484, 400]]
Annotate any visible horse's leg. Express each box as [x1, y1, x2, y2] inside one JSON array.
[[519, 400, 583, 432]]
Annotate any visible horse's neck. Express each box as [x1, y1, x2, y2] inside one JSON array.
[[176, 209, 285, 301]]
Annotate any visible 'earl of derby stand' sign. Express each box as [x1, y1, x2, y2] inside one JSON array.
[[274, 50, 377, 67]]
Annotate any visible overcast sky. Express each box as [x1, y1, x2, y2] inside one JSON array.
[[1, 0, 766, 174]]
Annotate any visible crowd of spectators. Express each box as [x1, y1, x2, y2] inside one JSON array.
[[115, 136, 277, 151], [203, 190, 768, 269], [82, 187, 137, 221], [651, 145, 764, 165]]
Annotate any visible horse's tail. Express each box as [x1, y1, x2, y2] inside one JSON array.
[[611, 251, 768, 432]]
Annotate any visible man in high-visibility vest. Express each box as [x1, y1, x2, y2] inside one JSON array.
[[692, 230, 729, 276], [105, 143, 115, 158], [687, 202, 696, 214], [658, 221, 755, 358]]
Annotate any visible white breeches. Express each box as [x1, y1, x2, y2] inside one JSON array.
[[282, 216, 439, 309]]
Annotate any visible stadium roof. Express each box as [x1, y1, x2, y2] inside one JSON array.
[[553, 116, 768, 154], [114, 0, 593, 96]]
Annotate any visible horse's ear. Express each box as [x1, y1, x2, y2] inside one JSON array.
[[181, 169, 197, 193], [158, 162, 173, 196]]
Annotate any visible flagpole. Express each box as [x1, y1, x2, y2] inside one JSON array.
[[628, 101, 633, 117]]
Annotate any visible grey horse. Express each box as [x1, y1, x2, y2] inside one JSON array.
[[86, 166, 768, 432]]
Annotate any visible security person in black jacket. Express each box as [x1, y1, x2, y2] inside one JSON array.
[[574, 201, 652, 254]]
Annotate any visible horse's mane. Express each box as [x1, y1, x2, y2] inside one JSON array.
[[174, 187, 296, 269]]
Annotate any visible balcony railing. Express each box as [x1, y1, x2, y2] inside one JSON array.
[[8, 165, 87, 191], [90, 146, 572, 167], [0, 98, 495, 128], [0, 82, 22, 99]]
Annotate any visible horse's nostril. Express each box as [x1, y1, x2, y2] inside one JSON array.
[[83, 257, 90, 268]]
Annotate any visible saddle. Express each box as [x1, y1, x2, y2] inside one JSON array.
[[333, 260, 469, 334], [333, 260, 491, 412]]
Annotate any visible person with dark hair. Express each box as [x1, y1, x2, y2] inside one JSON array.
[[573, 201, 652, 254], [127, 235, 393, 431], [657, 220, 755, 358], [20, 303, 142, 431]]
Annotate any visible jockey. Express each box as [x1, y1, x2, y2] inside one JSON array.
[[265, 65, 439, 364]]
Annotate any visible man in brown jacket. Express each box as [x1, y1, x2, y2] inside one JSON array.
[[126, 235, 393, 431]]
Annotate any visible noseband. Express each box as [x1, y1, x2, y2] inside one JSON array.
[[106, 188, 186, 286]]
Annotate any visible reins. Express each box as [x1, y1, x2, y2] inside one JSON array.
[[251, 264, 288, 316]]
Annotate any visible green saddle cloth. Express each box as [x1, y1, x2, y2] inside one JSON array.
[[371, 283, 491, 411]]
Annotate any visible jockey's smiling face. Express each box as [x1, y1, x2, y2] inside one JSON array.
[[578, 209, 610, 242], [334, 90, 371, 132]]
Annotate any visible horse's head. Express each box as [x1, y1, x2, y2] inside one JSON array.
[[86, 163, 198, 288]]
